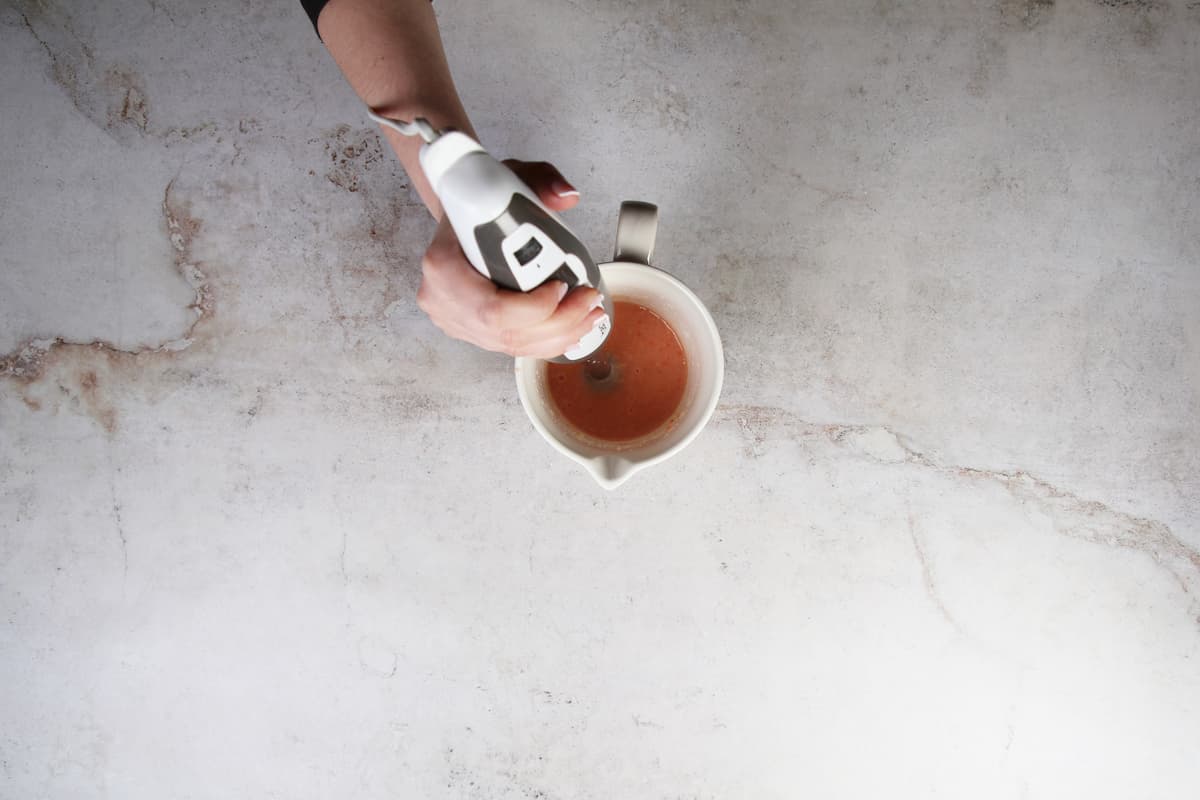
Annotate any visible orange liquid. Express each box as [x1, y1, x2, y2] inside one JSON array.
[[547, 301, 688, 441]]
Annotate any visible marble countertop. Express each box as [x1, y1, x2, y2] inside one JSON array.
[[2, 0, 1198, 797]]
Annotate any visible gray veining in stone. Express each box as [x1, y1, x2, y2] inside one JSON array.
[[2, 0, 1198, 797]]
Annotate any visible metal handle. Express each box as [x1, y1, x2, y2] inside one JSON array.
[[613, 201, 658, 265]]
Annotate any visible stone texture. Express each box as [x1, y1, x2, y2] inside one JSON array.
[[1, 0, 1198, 797]]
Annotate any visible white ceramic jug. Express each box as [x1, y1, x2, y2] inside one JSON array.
[[515, 202, 724, 489]]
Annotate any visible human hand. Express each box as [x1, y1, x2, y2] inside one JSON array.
[[415, 161, 606, 358]]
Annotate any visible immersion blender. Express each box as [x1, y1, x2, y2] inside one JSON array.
[[368, 111, 614, 364]]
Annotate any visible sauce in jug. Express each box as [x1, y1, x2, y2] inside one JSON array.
[[546, 300, 688, 441]]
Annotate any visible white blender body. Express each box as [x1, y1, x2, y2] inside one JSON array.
[[371, 114, 613, 362]]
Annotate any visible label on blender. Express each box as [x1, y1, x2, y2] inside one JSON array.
[[563, 314, 611, 361]]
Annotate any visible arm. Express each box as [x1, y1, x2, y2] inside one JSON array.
[[312, 0, 603, 358], [317, 0, 471, 218]]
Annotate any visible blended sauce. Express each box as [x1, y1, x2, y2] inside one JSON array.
[[547, 300, 688, 441]]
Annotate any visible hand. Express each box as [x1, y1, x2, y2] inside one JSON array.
[[415, 161, 606, 358]]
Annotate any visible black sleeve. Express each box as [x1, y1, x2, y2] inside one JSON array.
[[301, 0, 329, 33], [302, 0, 433, 37]]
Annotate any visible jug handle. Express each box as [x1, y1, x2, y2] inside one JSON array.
[[613, 201, 658, 266]]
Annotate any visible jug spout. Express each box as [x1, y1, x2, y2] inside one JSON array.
[[588, 454, 638, 490]]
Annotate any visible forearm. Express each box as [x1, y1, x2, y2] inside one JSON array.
[[316, 0, 476, 219]]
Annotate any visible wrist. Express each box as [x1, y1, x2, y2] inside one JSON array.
[[369, 96, 476, 143]]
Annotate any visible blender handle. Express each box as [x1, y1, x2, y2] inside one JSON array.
[[613, 201, 658, 266]]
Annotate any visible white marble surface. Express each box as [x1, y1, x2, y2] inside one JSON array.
[[2, 0, 1199, 797]]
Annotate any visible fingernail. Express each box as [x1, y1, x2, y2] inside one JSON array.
[[590, 293, 606, 310], [551, 180, 579, 198], [555, 281, 569, 301]]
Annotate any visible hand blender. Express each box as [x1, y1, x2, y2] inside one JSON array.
[[368, 110, 613, 363]]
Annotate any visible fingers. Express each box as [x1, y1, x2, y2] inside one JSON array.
[[506, 160, 580, 212], [549, 285, 604, 325], [480, 280, 568, 330], [518, 307, 608, 360], [537, 306, 607, 360], [500, 287, 604, 357], [418, 205, 609, 358]]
